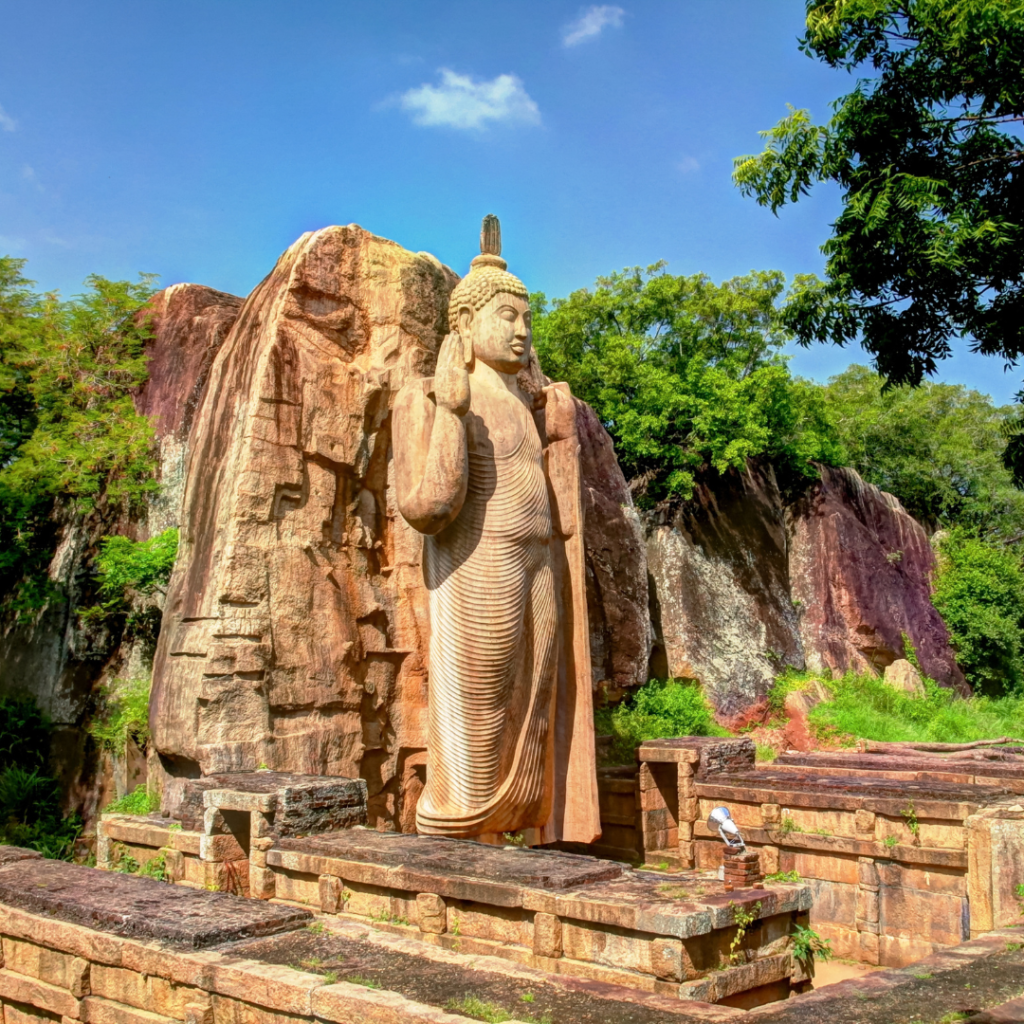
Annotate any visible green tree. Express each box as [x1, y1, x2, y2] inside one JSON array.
[[933, 530, 1024, 696], [532, 266, 843, 505], [0, 268, 159, 598], [823, 365, 1024, 540], [0, 257, 39, 469], [733, 1, 1024, 475]]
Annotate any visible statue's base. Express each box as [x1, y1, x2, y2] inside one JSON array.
[[99, 806, 810, 1007]]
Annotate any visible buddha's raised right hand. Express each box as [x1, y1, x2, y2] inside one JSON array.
[[434, 331, 471, 417]]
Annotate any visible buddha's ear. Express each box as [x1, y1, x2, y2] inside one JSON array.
[[457, 306, 474, 365]]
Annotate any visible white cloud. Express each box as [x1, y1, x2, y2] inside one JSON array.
[[21, 165, 43, 191], [677, 156, 700, 173], [400, 69, 540, 130], [0, 102, 16, 132], [562, 5, 625, 47]]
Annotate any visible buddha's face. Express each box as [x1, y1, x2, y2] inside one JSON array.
[[458, 292, 532, 375]]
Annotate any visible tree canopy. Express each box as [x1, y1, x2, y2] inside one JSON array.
[[0, 256, 159, 602], [532, 265, 843, 506], [823, 365, 1024, 541], [733, 0, 1024, 476]]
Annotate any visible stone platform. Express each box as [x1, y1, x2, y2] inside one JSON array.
[[6, 847, 1024, 1022], [595, 737, 1024, 968], [99, 814, 811, 1006]]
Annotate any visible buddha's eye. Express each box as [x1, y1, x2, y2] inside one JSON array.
[[497, 307, 517, 321]]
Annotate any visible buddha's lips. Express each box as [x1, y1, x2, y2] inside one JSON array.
[[510, 342, 526, 355]]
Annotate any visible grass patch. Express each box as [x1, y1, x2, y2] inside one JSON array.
[[595, 678, 727, 765], [755, 743, 778, 762], [441, 995, 552, 1024], [104, 784, 158, 815], [806, 671, 1024, 744], [346, 975, 380, 989]]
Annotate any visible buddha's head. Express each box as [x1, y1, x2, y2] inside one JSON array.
[[448, 215, 532, 375]]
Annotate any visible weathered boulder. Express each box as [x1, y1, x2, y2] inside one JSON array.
[[788, 465, 966, 693], [643, 460, 967, 717], [150, 226, 454, 828], [136, 283, 244, 535], [149, 225, 650, 829], [883, 658, 927, 697], [645, 461, 804, 718], [576, 401, 651, 695]]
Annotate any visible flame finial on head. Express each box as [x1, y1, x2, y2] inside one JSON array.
[[481, 213, 501, 257], [447, 215, 528, 330]]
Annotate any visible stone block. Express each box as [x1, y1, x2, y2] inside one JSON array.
[[163, 849, 185, 882], [639, 764, 657, 792], [858, 857, 879, 889], [92, 964, 149, 1009], [533, 912, 562, 958], [650, 937, 683, 982], [857, 889, 879, 924], [319, 874, 343, 914], [761, 803, 781, 826], [2, 938, 73, 989], [202, 788, 275, 814], [879, 884, 968, 949], [760, 846, 780, 876], [70, 958, 91, 999], [205, 960, 322, 1016], [250, 848, 267, 868], [855, 809, 876, 835], [416, 893, 446, 935], [678, 797, 698, 821], [0, 969, 80, 1019], [248, 863, 276, 900], [183, 1005, 213, 1024], [251, 812, 274, 839], [198, 833, 246, 863], [80, 995, 177, 1024], [678, 820, 693, 842]]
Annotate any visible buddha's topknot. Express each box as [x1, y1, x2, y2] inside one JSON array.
[[447, 215, 528, 329]]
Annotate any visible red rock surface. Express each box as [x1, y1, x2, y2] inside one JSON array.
[[135, 283, 244, 440], [645, 461, 804, 717], [787, 465, 967, 693], [575, 400, 651, 694]]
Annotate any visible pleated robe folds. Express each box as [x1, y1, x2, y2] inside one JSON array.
[[409, 380, 600, 845]]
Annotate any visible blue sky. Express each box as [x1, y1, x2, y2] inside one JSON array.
[[0, 0, 1016, 403]]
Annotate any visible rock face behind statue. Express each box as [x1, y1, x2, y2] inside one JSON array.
[[150, 225, 648, 830], [150, 226, 456, 825]]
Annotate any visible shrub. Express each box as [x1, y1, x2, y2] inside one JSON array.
[[88, 677, 151, 757], [0, 696, 80, 859], [595, 679, 726, 764], [933, 531, 1024, 697], [104, 784, 159, 816], [0, 696, 51, 773]]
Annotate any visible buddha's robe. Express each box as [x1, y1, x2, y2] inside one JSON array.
[[399, 379, 599, 844]]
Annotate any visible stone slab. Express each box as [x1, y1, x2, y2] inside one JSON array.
[[176, 772, 367, 835], [696, 769, 997, 819], [0, 858, 310, 948], [273, 830, 624, 891]]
